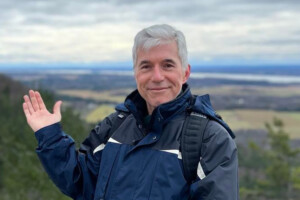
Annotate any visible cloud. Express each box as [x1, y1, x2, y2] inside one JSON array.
[[0, 0, 299, 64]]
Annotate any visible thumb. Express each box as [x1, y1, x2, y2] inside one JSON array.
[[53, 100, 62, 116]]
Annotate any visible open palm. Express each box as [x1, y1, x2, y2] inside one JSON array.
[[23, 90, 62, 132]]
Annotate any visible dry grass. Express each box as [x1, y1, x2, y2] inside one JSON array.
[[219, 109, 300, 139], [57, 89, 131, 103], [85, 104, 115, 123]]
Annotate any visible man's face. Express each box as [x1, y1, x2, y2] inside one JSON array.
[[134, 41, 190, 114]]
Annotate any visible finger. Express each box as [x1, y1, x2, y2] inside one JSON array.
[[23, 95, 35, 114], [53, 101, 62, 117], [23, 102, 31, 118], [29, 90, 40, 111], [35, 91, 47, 110]]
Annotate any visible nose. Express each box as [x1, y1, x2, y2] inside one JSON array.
[[151, 65, 164, 82]]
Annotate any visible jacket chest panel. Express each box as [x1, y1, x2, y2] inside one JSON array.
[[94, 115, 188, 199], [98, 143, 188, 200]]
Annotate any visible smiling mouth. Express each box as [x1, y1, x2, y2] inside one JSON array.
[[148, 87, 169, 91]]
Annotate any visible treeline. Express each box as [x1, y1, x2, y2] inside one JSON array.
[[1, 74, 300, 199], [0, 74, 89, 200]]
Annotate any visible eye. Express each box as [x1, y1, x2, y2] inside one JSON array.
[[164, 63, 174, 69], [140, 65, 150, 70]]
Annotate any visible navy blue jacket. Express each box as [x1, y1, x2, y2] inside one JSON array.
[[35, 84, 239, 200]]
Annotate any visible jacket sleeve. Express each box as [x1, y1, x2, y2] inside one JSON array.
[[189, 120, 239, 200], [35, 112, 117, 199]]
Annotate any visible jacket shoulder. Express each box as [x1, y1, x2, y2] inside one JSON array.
[[80, 111, 122, 154], [204, 120, 235, 144], [192, 94, 235, 138]]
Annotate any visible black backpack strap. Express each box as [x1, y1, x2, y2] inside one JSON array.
[[181, 111, 209, 184], [107, 111, 129, 138]]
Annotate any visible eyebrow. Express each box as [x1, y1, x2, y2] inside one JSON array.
[[138, 60, 151, 66], [163, 59, 176, 64], [138, 59, 176, 66]]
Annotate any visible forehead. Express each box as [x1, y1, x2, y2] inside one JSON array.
[[136, 41, 180, 63]]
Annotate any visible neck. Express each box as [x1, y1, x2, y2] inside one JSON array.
[[146, 104, 155, 115]]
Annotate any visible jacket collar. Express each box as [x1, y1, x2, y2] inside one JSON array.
[[125, 83, 192, 131]]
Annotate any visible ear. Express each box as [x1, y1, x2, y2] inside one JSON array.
[[182, 64, 191, 83]]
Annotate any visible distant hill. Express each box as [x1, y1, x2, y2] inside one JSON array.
[[1, 64, 299, 76]]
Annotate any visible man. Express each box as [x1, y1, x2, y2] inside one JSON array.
[[23, 24, 238, 200]]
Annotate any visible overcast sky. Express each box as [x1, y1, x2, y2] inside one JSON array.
[[0, 0, 300, 66]]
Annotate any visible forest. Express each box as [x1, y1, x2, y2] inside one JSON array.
[[0, 72, 300, 200]]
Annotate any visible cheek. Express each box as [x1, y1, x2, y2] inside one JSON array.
[[136, 78, 145, 89], [171, 75, 184, 86], [135, 74, 142, 85], [135, 73, 150, 87]]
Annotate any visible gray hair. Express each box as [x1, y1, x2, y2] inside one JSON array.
[[132, 24, 188, 70]]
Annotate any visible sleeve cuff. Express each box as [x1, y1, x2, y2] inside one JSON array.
[[35, 122, 63, 147]]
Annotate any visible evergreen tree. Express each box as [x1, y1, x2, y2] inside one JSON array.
[[263, 118, 300, 199], [240, 118, 300, 200]]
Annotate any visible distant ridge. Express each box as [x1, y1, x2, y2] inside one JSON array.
[[0, 73, 28, 103]]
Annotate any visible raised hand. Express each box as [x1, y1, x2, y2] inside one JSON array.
[[23, 90, 62, 132]]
